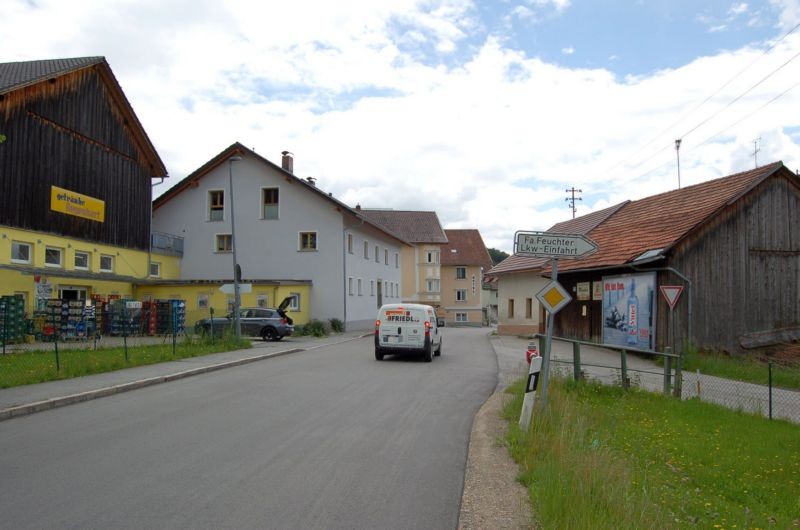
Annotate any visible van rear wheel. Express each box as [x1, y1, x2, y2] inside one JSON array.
[[422, 344, 432, 363], [375, 349, 384, 361]]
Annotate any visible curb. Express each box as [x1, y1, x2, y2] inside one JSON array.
[[0, 333, 371, 422]]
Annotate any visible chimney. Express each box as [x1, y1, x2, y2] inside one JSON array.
[[306, 177, 316, 186], [281, 151, 293, 173], [355, 203, 361, 210]]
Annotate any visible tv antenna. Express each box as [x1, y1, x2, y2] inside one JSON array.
[[565, 187, 582, 218]]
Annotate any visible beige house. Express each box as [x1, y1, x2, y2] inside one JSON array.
[[359, 209, 448, 308], [439, 229, 493, 326]]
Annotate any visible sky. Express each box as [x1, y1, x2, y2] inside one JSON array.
[[4, 0, 800, 254]]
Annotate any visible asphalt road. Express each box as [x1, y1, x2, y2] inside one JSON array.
[[0, 327, 498, 530]]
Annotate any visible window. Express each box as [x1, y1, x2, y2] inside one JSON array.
[[456, 267, 466, 279], [100, 254, 114, 273], [370, 280, 375, 296], [197, 294, 209, 309], [384, 249, 389, 265], [425, 278, 440, 293], [44, 247, 63, 268], [289, 293, 300, 311], [149, 262, 161, 277], [456, 289, 467, 301], [508, 299, 515, 319], [526, 298, 533, 319], [395, 253, 399, 268], [11, 241, 31, 264], [209, 190, 224, 221], [426, 250, 440, 264], [456, 312, 468, 322], [256, 294, 269, 308], [347, 234, 353, 254], [348, 277, 354, 295], [216, 234, 232, 252], [299, 231, 317, 251], [262, 187, 279, 219], [374, 245, 379, 262], [363, 241, 369, 258], [74, 251, 90, 270], [357, 278, 363, 296]]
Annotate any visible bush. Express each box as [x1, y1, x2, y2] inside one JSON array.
[[295, 320, 328, 337], [329, 318, 344, 333]]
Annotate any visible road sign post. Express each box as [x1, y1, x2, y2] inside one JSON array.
[[514, 231, 597, 409]]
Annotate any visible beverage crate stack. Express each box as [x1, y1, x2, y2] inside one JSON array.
[[91, 295, 106, 336], [143, 301, 158, 336], [62, 299, 86, 340], [107, 299, 142, 336], [82, 303, 96, 338], [153, 299, 186, 334], [0, 295, 26, 343]]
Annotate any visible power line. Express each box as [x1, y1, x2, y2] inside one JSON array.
[[600, 22, 800, 179]]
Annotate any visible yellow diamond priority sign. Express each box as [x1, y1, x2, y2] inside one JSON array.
[[536, 280, 572, 314]]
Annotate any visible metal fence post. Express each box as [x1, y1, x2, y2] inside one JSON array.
[[673, 351, 683, 398], [51, 306, 60, 372], [573, 341, 581, 381], [620, 349, 628, 389], [663, 346, 672, 395], [768, 362, 773, 420]]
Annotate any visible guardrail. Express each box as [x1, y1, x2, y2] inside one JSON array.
[[533, 333, 682, 396]]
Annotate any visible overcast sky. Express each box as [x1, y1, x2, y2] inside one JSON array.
[[4, 0, 800, 253]]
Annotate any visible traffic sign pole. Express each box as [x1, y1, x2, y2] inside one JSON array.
[[540, 258, 558, 406]]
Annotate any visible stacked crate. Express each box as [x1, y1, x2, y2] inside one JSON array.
[[0, 295, 26, 343], [142, 301, 158, 335]]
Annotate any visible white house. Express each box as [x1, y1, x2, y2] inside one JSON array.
[[152, 143, 409, 330]]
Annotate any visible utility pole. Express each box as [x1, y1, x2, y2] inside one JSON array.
[[565, 187, 582, 218], [752, 137, 761, 168], [675, 139, 682, 189]]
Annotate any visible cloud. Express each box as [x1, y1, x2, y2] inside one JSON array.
[[729, 2, 750, 16], [561, 46, 575, 55], [2, 0, 799, 254]]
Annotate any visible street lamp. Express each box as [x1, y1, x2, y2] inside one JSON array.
[[228, 155, 243, 341]]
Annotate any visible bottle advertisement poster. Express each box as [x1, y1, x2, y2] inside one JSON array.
[[601, 272, 656, 350]]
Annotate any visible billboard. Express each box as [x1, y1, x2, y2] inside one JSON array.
[[601, 272, 656, 350]]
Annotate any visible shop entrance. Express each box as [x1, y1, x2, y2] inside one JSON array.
[[59, 286, 88, 301]]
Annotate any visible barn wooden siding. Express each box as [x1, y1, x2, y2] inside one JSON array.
[[669, 172, 800, 354], [0, 66, 153, 250]]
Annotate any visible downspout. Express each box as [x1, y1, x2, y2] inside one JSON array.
[[343, 226, 347, 331]]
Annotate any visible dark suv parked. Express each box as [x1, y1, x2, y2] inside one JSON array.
[[195, 297, 294, 341]]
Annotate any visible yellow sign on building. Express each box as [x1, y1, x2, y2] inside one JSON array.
[[50, 186, 105, 222]]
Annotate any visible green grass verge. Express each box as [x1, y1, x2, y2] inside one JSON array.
[[680, 348, 800, 390], [504, 377, 800, 529], [0, 335, 252, 388]]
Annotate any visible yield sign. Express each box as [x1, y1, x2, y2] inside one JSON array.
[[660, 285, 684, 310]]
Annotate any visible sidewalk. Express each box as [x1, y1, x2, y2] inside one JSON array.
[[0, 331, 370, 421]]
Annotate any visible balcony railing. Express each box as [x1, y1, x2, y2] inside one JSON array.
[[151, 231, 184, 256]]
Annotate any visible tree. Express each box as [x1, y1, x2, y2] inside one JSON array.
[[488, 248, 509, 265]]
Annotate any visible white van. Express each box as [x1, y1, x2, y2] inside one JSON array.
[[374, 303, 443, 362]]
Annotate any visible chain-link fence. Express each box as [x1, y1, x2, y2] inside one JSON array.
[[538, 335, 800, 424]]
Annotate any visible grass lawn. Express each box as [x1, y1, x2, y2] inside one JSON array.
[[681, 348, 800, 390], [0, 335, 252, 388], [504, 377, 800, 529]]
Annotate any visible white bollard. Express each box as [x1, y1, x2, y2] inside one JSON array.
[[519, 356, 543, 431]]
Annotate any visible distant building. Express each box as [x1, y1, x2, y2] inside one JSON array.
[[439, 229, 493, 326]]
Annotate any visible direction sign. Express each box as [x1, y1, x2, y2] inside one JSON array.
[[536, 280, 572, 314], [515, 231, 598, 259], [659, 285, 684, 310]]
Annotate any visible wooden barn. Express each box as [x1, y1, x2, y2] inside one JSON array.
[[0, 57, 166, 250], [0, 57, 173, 313], [492, 162, 800, 355]]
